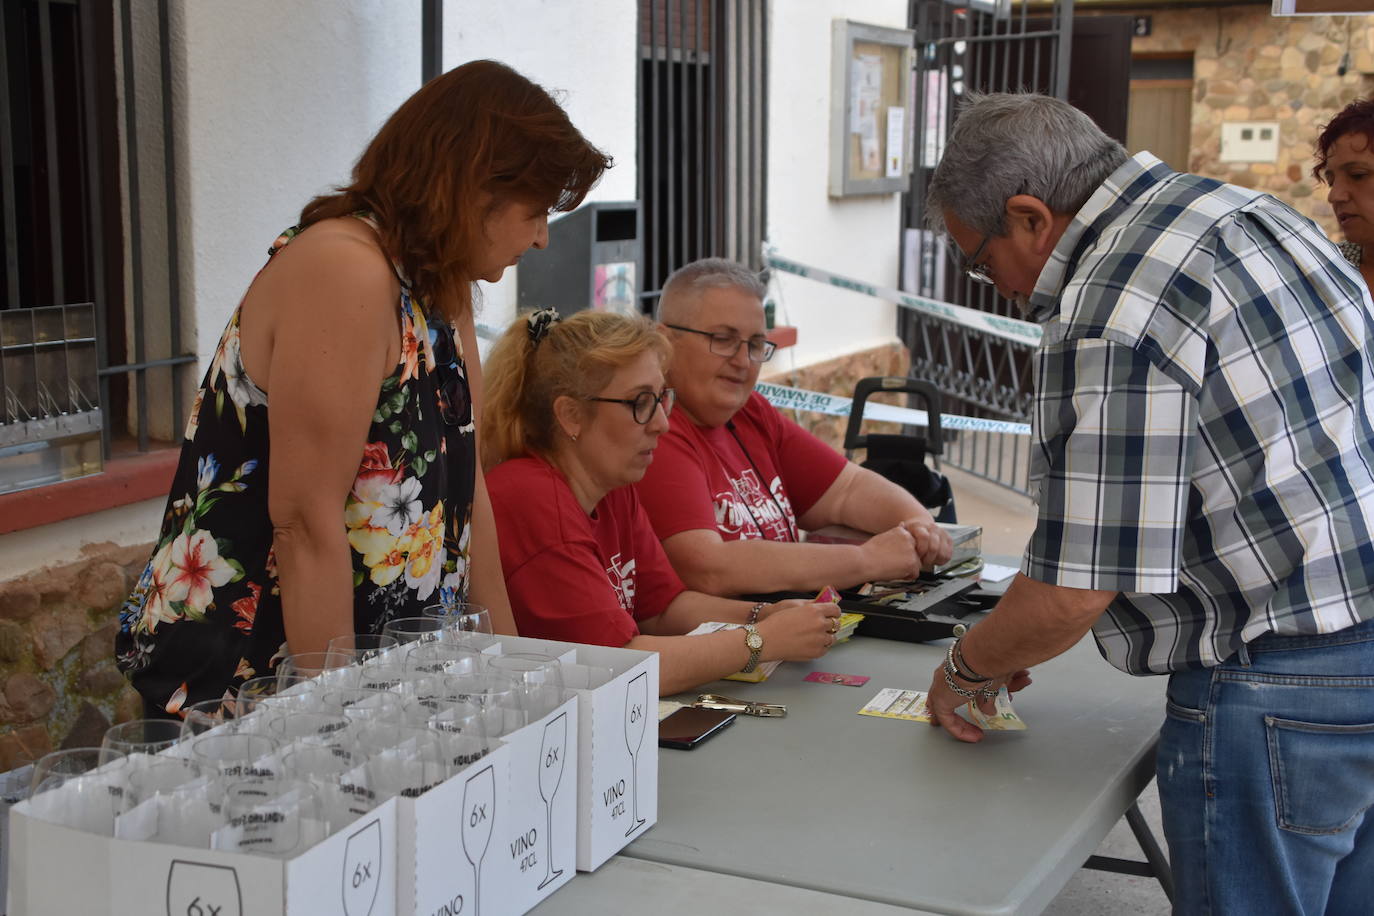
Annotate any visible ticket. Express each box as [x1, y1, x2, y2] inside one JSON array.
[[858, 688, 932, 722]]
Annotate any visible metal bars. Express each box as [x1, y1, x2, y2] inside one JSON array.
[[901, 0, 1074, 495], [421, 0, 442, 85], [638, 0, 766, 311], [0, 0, 193, 493]]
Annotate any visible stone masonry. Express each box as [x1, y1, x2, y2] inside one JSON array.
[[1099, 8, 1374, 238], [0, 542, 148, 768]]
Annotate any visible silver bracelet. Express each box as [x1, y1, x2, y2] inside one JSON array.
[[944, 641, 992, 684], [747, 602, 765, 625], [941, 663, 984, 700], [952, 638, 992, 683]]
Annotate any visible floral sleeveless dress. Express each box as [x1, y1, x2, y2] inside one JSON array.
[[116, 218, 476, 714]]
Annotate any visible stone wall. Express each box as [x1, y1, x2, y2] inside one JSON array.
[[763, 340, 911, 451], [1096, 8, 1374, 239], [0, 543, 148, 768]]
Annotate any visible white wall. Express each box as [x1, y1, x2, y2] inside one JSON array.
[[178, 0, 423, 370], [766, 0, 909, 371], [0, 2, 635, 584], [443, 0, 639, 335]]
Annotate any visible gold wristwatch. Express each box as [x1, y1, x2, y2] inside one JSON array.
[[741, 624, 764, 673]]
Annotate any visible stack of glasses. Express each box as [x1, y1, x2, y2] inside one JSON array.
[[22, 603, 612, 859]]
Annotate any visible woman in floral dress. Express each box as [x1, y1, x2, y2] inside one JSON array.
[[116, 60, 611, 715]]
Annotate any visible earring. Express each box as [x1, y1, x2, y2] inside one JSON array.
[[570, 433, 579, 443]]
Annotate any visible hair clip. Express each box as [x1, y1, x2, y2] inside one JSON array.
[[526, 308, 562, 346]]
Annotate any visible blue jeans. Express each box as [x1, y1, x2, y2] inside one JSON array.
[[1157, 617, 1374, 915]]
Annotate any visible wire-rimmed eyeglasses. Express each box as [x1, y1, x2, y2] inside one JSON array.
[[663, 324, 776, 363], [585, 388, 677, 425], [960, 235, 995, 286]]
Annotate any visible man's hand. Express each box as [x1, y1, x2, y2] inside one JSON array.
[[901, 517, 953, 569], [925, 665, 1032, 743]]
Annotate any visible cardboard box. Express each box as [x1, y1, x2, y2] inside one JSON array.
[[486, 635, 659, 873], [9, 796, 399, 916], [406, 695, 578, 916], [7, 634, 657, 916]]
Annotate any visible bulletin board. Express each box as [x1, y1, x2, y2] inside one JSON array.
[[829, 20, 915, 197]]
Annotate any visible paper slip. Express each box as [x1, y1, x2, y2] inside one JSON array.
[[859, 688, 932, 722], [980, 563, 1018, 583], [858, 687, 1027, 730]]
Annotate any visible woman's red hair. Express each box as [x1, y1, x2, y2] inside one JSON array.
[[301, 60, 611, 321], [1313, 97, 1374, 183]]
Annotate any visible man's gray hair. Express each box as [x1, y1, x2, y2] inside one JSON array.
[[656, 258, 767, 322], [926, 92, 1129, 236]]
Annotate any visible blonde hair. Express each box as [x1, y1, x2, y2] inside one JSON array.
[[482, 310, 671, 469]]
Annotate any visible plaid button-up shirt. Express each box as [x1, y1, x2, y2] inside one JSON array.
[[1023, 152, 1374, 674]]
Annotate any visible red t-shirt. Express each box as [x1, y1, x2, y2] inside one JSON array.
[[487, 455, 687, 647], [635, 391, 847, 542]]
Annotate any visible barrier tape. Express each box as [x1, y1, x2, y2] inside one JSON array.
[[758, 382, 1031, 436], [763, 247, 1043, 347]]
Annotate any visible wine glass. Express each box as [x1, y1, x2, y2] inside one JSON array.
[[237, 674, 317, 717], [623, 671, 649, 836], [536, 712, 567, 889], [189, 732, 280, 782], [404, 641, 481, 678], [381, 616, 446, 645], [179, 698, 250, 740], [325, 633, 401, 666], [317, 687, 405, 724], [275, 651, 355, 687], [101, 718, 184, 757], [486, 652, 565, 720], [354, 722, 448, 802], [217, 777, 326, 858], [422, 602, 493, 648], [448, 674, 523, 737], [461, 765, 496, 916], [279, 743, 367, 831], [124, 754, 204, 808], [27, 747, 128, 835]]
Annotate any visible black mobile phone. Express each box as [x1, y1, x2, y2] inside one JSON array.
[[657, 706, 737, 750]]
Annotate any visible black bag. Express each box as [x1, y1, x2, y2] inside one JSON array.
[[843, 377, 957, 523]]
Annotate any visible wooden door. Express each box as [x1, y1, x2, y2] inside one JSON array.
[[1128, 80, 1193, 172]]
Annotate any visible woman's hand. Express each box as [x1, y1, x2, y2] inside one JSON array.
[[757, 601, 842, 661], [858, 525, 922, 583]]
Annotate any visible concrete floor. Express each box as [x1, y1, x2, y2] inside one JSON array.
[[941, 466, 1172, 916]]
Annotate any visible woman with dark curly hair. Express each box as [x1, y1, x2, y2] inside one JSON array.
[[1315, 96, 1374, 289], [116, 60, 611, 716]]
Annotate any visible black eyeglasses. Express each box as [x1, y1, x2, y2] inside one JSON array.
[[960, 235, 994, 286], [585, 387, 676, 425], [430, 322, 472, 427], [664, 324, 776, 363]]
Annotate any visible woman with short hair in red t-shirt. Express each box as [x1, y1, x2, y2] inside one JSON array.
[[483, 309, 840, 695]]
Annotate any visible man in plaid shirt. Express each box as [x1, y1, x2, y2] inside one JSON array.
[[925, 93, 1374, 914]]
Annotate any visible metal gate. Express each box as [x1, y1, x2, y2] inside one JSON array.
[[901, 0, 1075, 495], [638, 0, 767, 312]]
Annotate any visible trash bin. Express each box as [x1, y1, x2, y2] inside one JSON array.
[[517, 201, 641, 316]]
